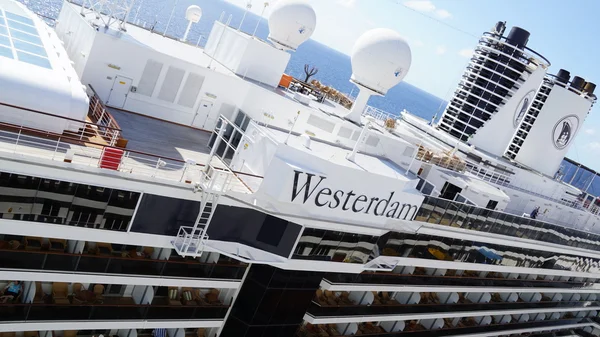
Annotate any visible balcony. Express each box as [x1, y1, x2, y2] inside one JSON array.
[[0, 281, 230, 322], [0, 236, 246, 280], [293, 226, 600, 276], [296, 318, 592, 337], [308, 289, 599, 319], [416, 196, 600, 252], [307, 298, 598, 317], [4, 328, 217, 337], [324, 270, 592, 289], [0, 303, 228, 321]]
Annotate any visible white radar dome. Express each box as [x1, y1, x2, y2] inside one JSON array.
[[350, 28, 412, 95], [185, 5, 202, 23], [267, 0, 316, 51]]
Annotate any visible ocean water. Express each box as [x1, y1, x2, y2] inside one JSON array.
[[18, 0, 446, 119]]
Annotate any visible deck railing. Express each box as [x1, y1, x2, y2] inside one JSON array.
[[0, 302, 228, 321], [0, 102, 259, 193], [363, 105, 399, 126], [86, 85, 122, 146], [0, 247, 246, 280]]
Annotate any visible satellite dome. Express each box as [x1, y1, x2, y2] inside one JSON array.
[[350, 28, 412, 95], [268, 0, 316, 51], [185, 5, 202, 23]]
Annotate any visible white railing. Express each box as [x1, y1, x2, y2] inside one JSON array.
[[362, 105, 399, 126], [173, 190, 218, 257], [86, 85, 122, 146], [173, 225, 209, 257], [0, 123, 254, 193], [198, 163, 237, 194], [209, 115, 266, 191], [417, 148, 467, 173], [465, 163, 512, 185], [466, 162, 585, 211]]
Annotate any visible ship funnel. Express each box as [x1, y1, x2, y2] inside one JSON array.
[[506, 27, 530, 49], [555, 69, 570, 86], [570, 76, 586, 93], [584, 82, 596, 95], [491, 21, 506, 35]]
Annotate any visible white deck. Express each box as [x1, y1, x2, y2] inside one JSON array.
[[263, 125, 414, 182]]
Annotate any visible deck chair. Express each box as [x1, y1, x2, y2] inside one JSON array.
[[33, 282, 45, 303], [93, 284, 105, 303], [52, 282, 70, 304], [181, 287, 196, 305], [168, 287, 181, 305]]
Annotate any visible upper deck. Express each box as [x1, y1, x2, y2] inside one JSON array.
[[0, 95, 255, 194]]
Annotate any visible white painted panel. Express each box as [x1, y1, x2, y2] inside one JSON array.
[[471, 66, 547, 157], [513, 85, 593, 176], [158, 66, 185, 103], [177, 73, 205, 108], [137, 60, 163, 97]]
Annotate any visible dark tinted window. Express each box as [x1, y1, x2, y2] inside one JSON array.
[[207, 205, 302, 258], [130, 194, 200, 236], [256, 215, 288, 246], [0, 171, 139, 231]]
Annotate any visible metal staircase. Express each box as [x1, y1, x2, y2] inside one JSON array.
[[172, 163, 234, 257]]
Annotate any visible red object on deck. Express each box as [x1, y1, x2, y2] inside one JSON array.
[[100, 147, 123, 170], [279, 74, 293, 88]]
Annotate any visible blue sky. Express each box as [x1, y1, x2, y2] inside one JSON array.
[[225, 0, 600, 169]]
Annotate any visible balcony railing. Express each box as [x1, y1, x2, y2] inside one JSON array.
[[0, 303, 228, 321], [416, 196, 600, 251], [298, 318, 591, 337], [0, 248, 246, 280], [323, 272, 590, 289], [307, 300, 599, 318]]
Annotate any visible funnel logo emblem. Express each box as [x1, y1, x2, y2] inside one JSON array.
[[513, 90, 536, 127], [552, 115, 579, 150], [298, 26, 306, 34]]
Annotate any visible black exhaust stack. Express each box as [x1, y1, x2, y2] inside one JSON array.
[[506, 26, 530, 49], [584, 82, 596, 95], [555, 69, 570, 87], [570, 76, 586, 93]]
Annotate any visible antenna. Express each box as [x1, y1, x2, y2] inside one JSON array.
[[182, 5, 202, 42], [239, 1, 253, 31], [132, 0, 143, 24], [252, 2, 269, 37], [80, 0, 135, 31], [164, 0, 179, 37]]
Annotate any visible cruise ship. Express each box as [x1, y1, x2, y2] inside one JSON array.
[[0, 0, 599, 336]]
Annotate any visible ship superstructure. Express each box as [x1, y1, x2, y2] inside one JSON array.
[[0, 1, 598, 337]]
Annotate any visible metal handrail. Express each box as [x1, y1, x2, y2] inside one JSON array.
[[0, 110, 261, 192], [0, 101, 122, 133], [86, 84, 123, 146], [480, 32, 551, 67], [363, 105, 398, 125]]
